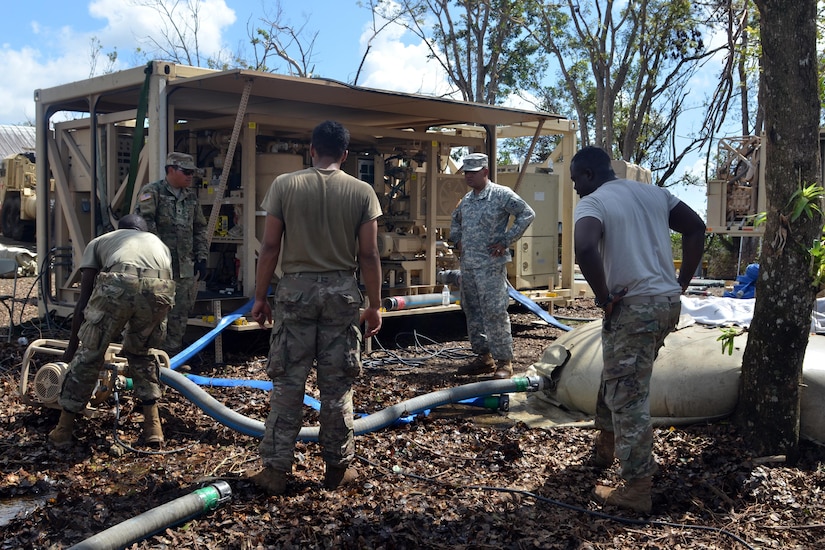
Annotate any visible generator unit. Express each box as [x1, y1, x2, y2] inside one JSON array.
[[705, 136, 767, 236], [34, 62, 580, 331]]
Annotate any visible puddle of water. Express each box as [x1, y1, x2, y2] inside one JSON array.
[[0, 494, 55, 528]]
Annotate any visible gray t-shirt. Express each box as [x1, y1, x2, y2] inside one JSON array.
[[260, 167, 382, 273], [81, 229, 172, 272], [574, 178, 682, 298]]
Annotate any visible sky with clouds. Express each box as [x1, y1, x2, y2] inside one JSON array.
[[1, 0, 712, 214], [0, 0, 454, 124]]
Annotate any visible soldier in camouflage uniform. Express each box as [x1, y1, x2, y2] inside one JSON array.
[[48, 214, 176, 449], [249, 121, 383, 496], [134, 152, 208, 355], [571, 146, 705, 513], [450, 153, 535, 379]]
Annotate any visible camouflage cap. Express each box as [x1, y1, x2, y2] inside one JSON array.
[[166, 152, 197, 170], [462, 153, 488, 172]]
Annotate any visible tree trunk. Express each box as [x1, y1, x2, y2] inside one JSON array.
[[735, 0, 822, 460]]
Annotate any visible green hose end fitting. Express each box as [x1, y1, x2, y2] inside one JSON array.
[[195, 480, 233, 511]]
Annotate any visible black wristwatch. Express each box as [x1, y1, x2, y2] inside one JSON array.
[[594, 293, 614, 309]]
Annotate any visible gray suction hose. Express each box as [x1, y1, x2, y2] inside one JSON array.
[[67, 481, 231, 550], [160, 367, 265, 437], [159, 367, 545, 441]]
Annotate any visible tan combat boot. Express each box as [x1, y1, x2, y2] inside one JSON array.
[[587, 430, 614, 469], [493, 359, 513, 379], [456, 353, 495, 375], [142, 404, 164, 445], [323, 464, 359, 490], [48, 411, 77, 448], [593, 476, 653, 514], [250, 466, 288, 495]]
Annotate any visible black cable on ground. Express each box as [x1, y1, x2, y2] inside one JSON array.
[[363, 330, 474, 369], [356, 454, 756, 550], [550, 314, 600, 323]]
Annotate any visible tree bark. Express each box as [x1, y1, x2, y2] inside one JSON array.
[[735, 0, 822, 460]]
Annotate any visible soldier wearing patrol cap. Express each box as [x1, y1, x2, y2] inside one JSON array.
[[134, 152, 209, 355], [450, 152, 535, 379]]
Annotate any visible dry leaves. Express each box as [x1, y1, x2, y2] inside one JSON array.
[[0, 279, 824, 549]]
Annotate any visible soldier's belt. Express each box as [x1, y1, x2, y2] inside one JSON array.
[[107, 263, 172, 280], [283, 270, 355, 280]]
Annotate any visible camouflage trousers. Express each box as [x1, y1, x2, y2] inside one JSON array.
[[596, 300, 681, 480], [459, 264, 513, 360], [59, 273, 176, 414], [163, 275, 196, 355], [259, 272, 363, 472]]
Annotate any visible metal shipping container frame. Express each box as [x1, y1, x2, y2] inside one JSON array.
[[34, 61, 578, 327]]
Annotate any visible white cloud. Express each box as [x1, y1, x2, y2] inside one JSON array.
[[0, 1, 242, 125], [355, 12, 545, 114], [502, 90, 542, 111], [357, 15, 454, 98], [88, 0, 237, 64], [0, 48, 39, 124]]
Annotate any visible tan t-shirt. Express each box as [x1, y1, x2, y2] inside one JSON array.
[[81, 229, 173, 272], [260, 167, 382, 273]]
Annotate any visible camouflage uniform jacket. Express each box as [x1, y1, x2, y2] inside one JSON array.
[[450, 181, 535, 269], [135, 178, 208, 279]]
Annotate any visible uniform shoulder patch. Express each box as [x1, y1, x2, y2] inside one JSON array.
[[139, 192, 153, 202]]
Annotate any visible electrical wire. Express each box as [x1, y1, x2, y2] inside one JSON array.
[[362, 329, 474, 369], [356, 454, 757, 550], [549, 314, 600, 323]]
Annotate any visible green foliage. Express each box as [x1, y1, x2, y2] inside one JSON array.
[[88, 36, 117, 76], [525, 0, 715, 182], [375, 0, 545, 105], [717, 327, 743, 356], [787, 182, 825, 222], [785, 183, 825, 288], [752, 211, 767, 228], [754, 183, 825, 289], [810, 232, 825, 289], [498, 135, 561, 165]]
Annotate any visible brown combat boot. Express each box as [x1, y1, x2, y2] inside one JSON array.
[[323, 464, 359, 490], [250, 466, 288, 495], [48, 411, 77, 448], [493, 360, 513, 379], [593, 476, 653, 514], [457, 353, 495, 375], [142, 404, 164, 445], [587, 430, 614, 469]]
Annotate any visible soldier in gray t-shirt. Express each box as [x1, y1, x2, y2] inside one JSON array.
[[572, 146, 705, 514]]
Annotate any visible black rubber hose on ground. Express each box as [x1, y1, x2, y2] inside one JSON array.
[[67, 481, 231, 550]]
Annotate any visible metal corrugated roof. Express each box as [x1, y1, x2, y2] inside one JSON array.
[[0, 125, 36, 159]]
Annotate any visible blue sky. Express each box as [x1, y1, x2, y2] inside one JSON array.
[[1, 0, 710, 214], [0, 0, 450, 123]]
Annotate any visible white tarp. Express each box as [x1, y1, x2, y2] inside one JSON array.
[[0, 244, 37, 276], [680, 295, 825, 335]]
